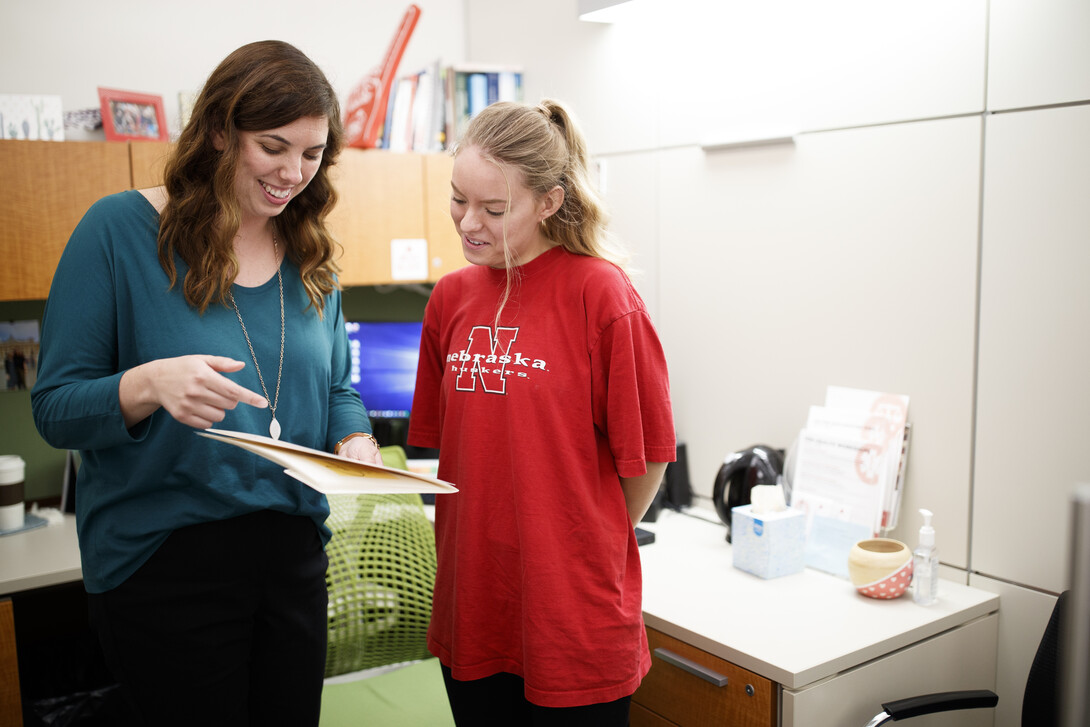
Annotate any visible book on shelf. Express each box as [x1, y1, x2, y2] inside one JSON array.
[[467, 72, 489, 119], [384, 73, 418, 152], [445, 64, 523, 148], [370, 62, 523, 151], [411, 59, 446, 152], [198, 429, 458, 496]]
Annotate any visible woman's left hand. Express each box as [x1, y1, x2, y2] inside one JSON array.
[[338, 435, 384, 465]]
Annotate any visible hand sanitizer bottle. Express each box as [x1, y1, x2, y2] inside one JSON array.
[[913, 509, 938, 605]]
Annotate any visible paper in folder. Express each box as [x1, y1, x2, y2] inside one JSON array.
[[198, 429, 457, 495]]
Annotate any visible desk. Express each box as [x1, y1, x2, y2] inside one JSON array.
[[0, 514, 82, 596], [635, 510, 999, 727], [0, 512, 1000, 725], [0, 514, 83, 727]]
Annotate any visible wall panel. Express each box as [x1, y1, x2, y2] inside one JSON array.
[[988, 0, 1090, 111], [973, 105, 1090, 591], [596, 154, 662, 320], [662, 0, 987, 145], [655, 117, 982, 564], [466, 0, 987, 154]]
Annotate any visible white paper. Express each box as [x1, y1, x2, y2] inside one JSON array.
[[790, 429, 890, 536], [813, 387, 910, 530], [390, 238, 429, 281]]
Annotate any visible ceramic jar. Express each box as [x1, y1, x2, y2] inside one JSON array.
[[848, 538, 913, 599]]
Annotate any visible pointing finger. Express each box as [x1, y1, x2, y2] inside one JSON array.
[[236, 385, 269, 409]]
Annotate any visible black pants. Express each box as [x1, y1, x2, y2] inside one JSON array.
[[441, 665, 631, 727], [87, 510, 328, 727]]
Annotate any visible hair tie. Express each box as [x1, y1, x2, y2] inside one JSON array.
[[539, 104, 562, 127]]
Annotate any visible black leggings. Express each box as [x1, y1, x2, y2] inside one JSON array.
[[88, 510, 329, 727], [441, 665, 632, 727]]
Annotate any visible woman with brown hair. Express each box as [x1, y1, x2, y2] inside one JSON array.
[[32, 40, 379, 725]]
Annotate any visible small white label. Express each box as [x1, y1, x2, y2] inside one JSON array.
[[390, 238, 429, 281]]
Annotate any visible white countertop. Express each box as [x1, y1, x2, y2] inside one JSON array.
[[0, 508, 1000, 694], [0, 512, 82, 596], [637, 509, 999, 690]]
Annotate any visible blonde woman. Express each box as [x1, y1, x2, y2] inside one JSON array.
[[409, 99, 675, 726]]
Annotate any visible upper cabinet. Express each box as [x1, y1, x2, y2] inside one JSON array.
[[326, 149, 462, 286], [0, 140, 461, 301], [129, 141, 174, 190], [0, 140, 132, 301], [328, 150, 424, 287], [422, 153, 461, 281]]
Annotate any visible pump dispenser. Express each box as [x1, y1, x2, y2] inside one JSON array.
[[913, 508, 938, 605]]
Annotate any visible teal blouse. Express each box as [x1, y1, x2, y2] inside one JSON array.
[[32, 190, 369, 592]]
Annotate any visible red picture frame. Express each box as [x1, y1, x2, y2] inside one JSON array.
[[97, 87, 169, 142]]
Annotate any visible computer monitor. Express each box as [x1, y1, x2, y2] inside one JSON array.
[[344, 320, 423, 421]]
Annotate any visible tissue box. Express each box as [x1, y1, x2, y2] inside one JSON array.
[[731, 504, 806, 579]]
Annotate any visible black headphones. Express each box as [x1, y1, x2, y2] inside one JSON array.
[[711, 445, 785, 542]]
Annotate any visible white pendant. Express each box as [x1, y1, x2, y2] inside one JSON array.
[[269, 417, 281, 441]]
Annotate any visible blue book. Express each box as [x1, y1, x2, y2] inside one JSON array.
[[468, 73, 488, 119]]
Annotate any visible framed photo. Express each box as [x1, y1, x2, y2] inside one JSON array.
[[97, 87, 168, 142]]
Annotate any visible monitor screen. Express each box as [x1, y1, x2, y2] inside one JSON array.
[[345, 321, 423, 419]]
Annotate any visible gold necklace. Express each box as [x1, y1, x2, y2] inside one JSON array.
[[229, 242, 285, 440]]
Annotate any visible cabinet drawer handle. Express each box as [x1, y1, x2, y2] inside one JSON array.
[[653, 647, 728, 687]]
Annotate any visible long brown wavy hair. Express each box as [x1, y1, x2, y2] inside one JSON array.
[[158, 40, 345, 316]]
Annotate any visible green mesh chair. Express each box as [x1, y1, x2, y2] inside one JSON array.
[[324, 446, 437, 675], [321, 446, 454, 726]]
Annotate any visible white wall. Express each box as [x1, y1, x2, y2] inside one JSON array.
[[0, 0, 467, 139], [465, 1, 1088, 726], [650, 118, 983, 572]]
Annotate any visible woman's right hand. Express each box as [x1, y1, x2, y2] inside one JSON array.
[[119, 355, 269, 429]]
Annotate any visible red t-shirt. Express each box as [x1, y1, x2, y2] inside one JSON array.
[[409, 246, 675, 708]]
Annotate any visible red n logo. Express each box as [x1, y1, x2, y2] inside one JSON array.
[[454, 326, 518, 394]]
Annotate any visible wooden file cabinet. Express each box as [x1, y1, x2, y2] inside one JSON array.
[[632, 626, 776, 727]]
